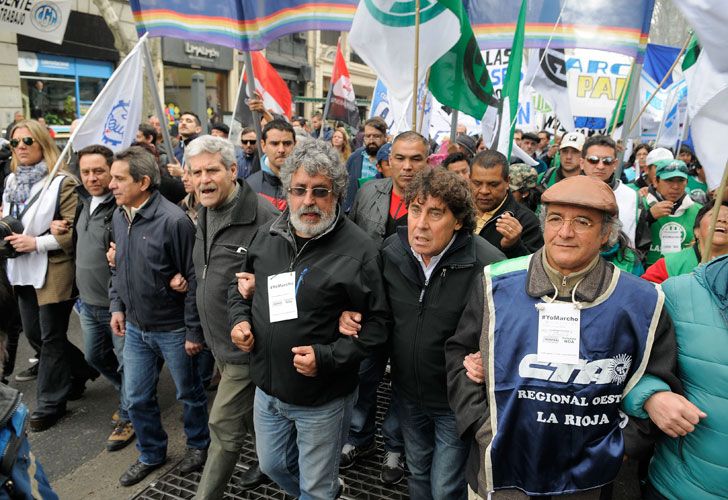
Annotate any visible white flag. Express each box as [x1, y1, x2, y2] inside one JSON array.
[[349, 1, 460, 102], [685, 50, 728, 190], [525, 48, 575, 131], [673, 0, 728, 73], [72, 38, 146, 152]]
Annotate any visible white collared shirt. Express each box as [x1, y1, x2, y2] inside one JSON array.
[[411, 234, 457, 281]]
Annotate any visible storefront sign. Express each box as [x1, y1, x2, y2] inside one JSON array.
[[162, 38, 233, 71], [1, 0, 71, 45]]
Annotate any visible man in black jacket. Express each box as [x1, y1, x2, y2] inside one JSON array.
[[340, 169, 505, 499], [246, 120, 296, 211], [186, 135, 278, 498], [470, 150, 543, 258], [108, 146, 209, 487], [227, 139, 389, 499]]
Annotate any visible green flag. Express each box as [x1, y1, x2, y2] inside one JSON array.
[[607, 69, 631, 133], [682, 34, 700, 72], [496, 0, 527, 159], [427, 0, 497, 119]]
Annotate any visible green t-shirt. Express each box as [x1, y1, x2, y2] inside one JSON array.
[[645, 200, 703, 265], [687, 176, 708, 204]]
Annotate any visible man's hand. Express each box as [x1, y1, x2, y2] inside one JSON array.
[[231, 321, 254, 352], [650, 201, 674, 220], [167, 161, 184, 178], [185, 340, 203, 356], [49, 219, 70, 236], [638, 186, 649, 198], [496, 213, 523, 249], [111, 312, 126, 337], [292, 346, 317, 377], [339, 311, 361, 338], [107, 242, 116, 268], [464, 352, 485, 384], [4, 233, 37, 253], [236, 272, 256, 299], [644, 391, 707, 438], [169, 273, 188, 293]]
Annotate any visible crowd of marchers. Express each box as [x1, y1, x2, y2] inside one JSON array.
[[0, 103, 725, 500]]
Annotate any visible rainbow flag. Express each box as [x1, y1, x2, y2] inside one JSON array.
[[468, 0, 655, 62], [129, 0, 357, 51]]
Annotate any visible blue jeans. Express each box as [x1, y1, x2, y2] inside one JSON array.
[[347, 347, 404, 452], [254, 388, 354, 500], [78, 301, 129, 420], [123, 322, 210, 465], [397, 392, 468, 500]]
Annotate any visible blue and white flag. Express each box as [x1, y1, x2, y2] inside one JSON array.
[[72, 36, 146, 152]]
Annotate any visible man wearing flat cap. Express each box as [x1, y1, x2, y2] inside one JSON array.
[[446, 175, 685, 499]]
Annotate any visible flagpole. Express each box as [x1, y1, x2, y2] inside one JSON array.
[[610, 62, 632, 137], [418, 69, 431, 135], [228, 61, 247, 146], [411, 0, 421, 130], [701, 161, 728, 263], [141, 36, 174, 162], [653, 86, 675, 145], [449, 110, 459, 143], [322, 39, 338, 127], [614, 61, 642, 181], [628, 33, 692, 135], [243, 51, 265, 160]]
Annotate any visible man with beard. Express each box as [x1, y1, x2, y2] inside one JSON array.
[[344, 117, 388, 212], [228, 139, 389, 499], [246, 120, 296, 211]]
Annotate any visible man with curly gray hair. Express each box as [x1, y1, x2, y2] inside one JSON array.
[[227, 139, 389, 499]]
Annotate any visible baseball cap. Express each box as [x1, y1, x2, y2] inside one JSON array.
[[376, 142, 392, 163], [509, 163, 538, 191], [645, 147, 674, 166], [654, 159, 689, 180], [559, 132, 585, 152]]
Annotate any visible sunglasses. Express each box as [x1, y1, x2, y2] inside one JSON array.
[[659, 161, 689, 173], [288, 187, 333, 198], [9, 137, 34, 148], [585, 155, 615, 166], [241, 140, 257, 145]]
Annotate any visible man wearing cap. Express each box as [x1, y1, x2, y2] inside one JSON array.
[[642, 159, 702, 266], [631, 147, 674, 191], [516, 132, 547, 173], [537, 132, 585, 191], [508, 163, 539, 212], [580, 135, 641, 247], [344, 117, 388, 211], [446, 175, 681, 499]]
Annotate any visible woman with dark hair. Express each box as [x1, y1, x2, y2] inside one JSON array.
[[623, 143, 652, 184], [2, 119, 97, 431]]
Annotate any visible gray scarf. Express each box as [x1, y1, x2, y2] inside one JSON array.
[[6, 161, 48, 207]]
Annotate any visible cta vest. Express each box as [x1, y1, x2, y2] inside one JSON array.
[[483, 256, 663, 495]]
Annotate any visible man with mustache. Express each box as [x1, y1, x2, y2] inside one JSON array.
[[228, 139, 389, 499], [343, 117, 388, 211]]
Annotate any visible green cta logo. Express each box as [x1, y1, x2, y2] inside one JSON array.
[[364, 0, 445, 27], [464, 37, 498, 106]]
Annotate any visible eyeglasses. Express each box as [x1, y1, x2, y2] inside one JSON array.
[[288, 187, 333, 198], [9, 137, 34, 148], [585, 155, 615, 166], [545, 214, 595, 233], [241, 140, 257, 145]]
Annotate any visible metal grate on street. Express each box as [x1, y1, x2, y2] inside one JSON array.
[[134, 376, 410, 499]]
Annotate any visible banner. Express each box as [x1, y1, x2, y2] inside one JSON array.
[[525, 48, 574, 131], [72, 38, 146, 152], [468, 0, 655, 62], [368, 79, 432, 137], [130, 0, 356, 51], [1, 0, 71, 45]]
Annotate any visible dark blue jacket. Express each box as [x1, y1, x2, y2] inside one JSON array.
[[109, 190, 202, 342], [344, 146, 367, 212]]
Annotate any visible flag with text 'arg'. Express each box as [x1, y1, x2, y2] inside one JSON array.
[[72, 37, 145, 153]]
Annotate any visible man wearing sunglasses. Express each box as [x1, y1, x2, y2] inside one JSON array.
[[580, 135, 640, 247], [228, 139, 389, 499], [642, 159, 702, 266], [446, 175, 682, 499], [236, 128, 260, 180]]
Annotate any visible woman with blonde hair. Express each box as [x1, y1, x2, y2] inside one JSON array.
[[2, 119, 96, 432], [331, 127, 352, 163]]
